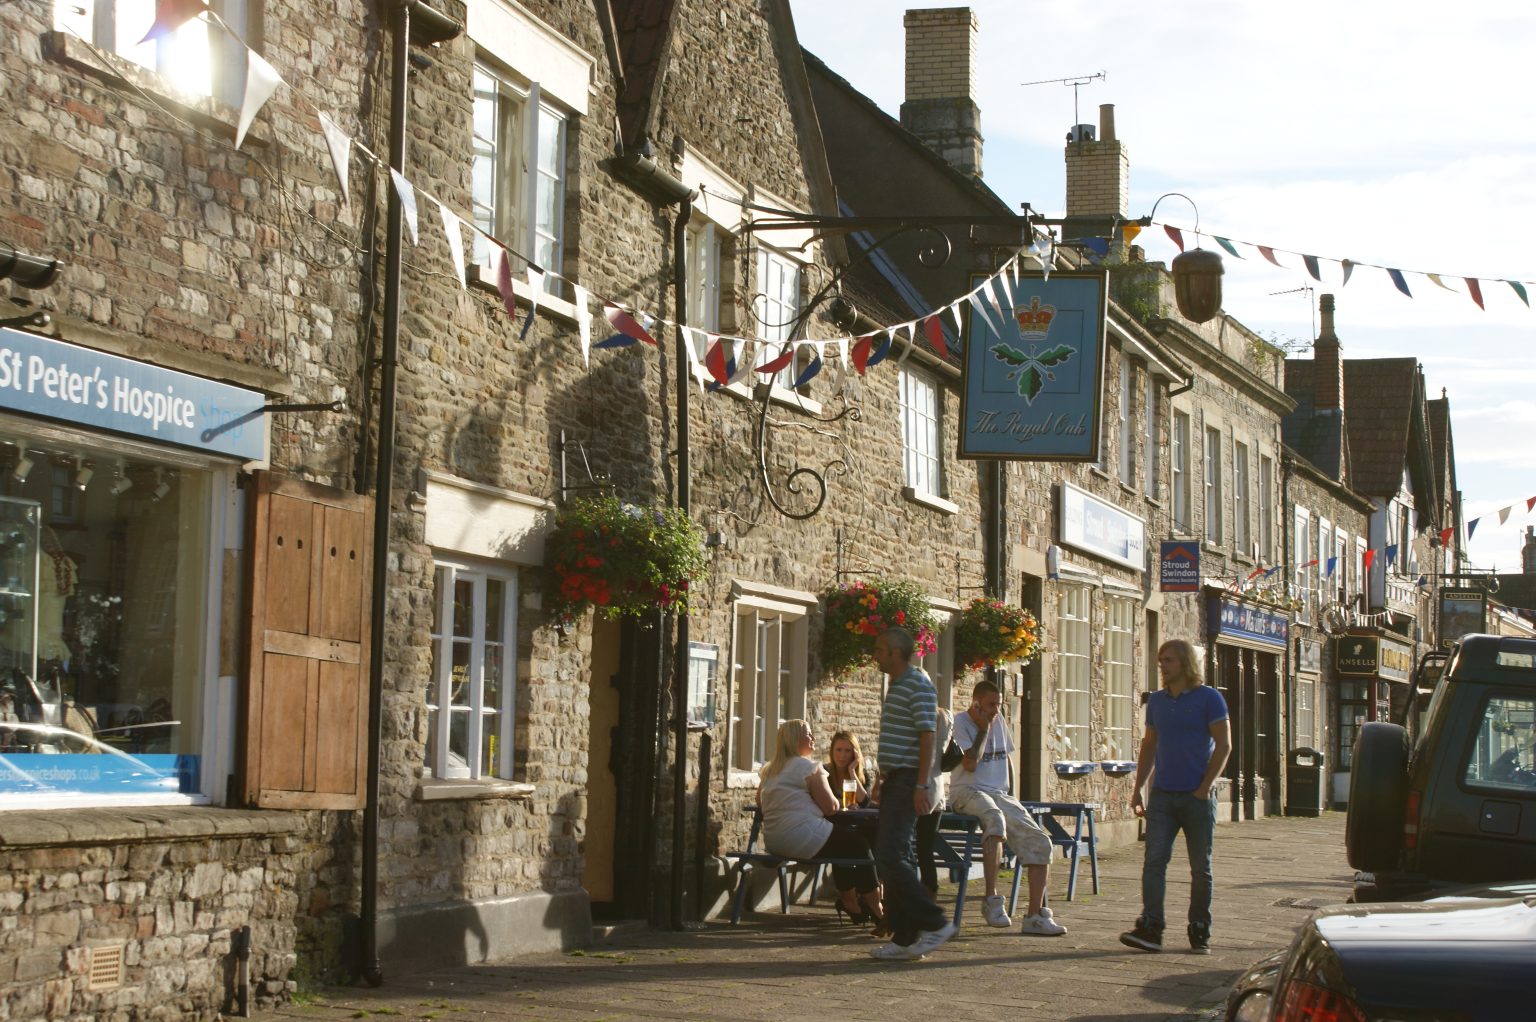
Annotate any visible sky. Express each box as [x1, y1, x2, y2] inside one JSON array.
[[786, 0, 1536, 574]]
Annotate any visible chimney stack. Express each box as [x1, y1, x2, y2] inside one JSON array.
[[901, 8, 983, 178], [1064, 103, 1129, 220], [1313, 294, 1344, 411]]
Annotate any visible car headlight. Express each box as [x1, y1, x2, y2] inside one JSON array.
[[1230, 990, 1272, 1022]]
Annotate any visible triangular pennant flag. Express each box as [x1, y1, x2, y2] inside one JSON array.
[[704, 337, 730, 386], [389, 170, 419, 246], [1499, 505, 1514, 526], [1426, 273, 1456, 292], [1035, 237, 1054, 281], [1341, 259, 1355, 286], [1258, 246, 1282, 267], [1303, 559, 1319, 568], [1507, 280, 1530, 307], [835, 337, 848, 369], [1466, 277, 1485, 310], [593, 333, 636, 349], [893, 324, 914, 366], [437, 201, 466, 289], [520, 267, 544, 340], [948, 302, 965, 349], [1417, 575, 1428, 587], [1325, 556, 1337, 579], [1163, 225, 1185, 252], [495, 248, 516, 317], [1303, 254, 1321, 281], [235, 49, 283, 150], [1385, 543, 1398, 567], [1468, 517, 1481, 540], [989, 274, 1010, 324], [1008, 253, 1021, 288], [756, 343, 794, 375], [851, 334, 873, 375], [866, 332, 892, 368], [318, 113, 352, 207], [1528, 495, 1536, 512], [793, 351, 824, 389], [727, 342, 756, 386], [968, 291, 999, 338], [139, 0, 208, 43], [1387, 267, 1412, 298], [923, 315, 949, 359], [1363, 549, 1374, 570], [1214, 236, 1241, 259], [1439, 525, 1455, 546], [603, 303, 658, 345], [571, 285, 592, 368]]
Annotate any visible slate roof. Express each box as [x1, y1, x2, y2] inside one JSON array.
[[1282, 360, 1347, 482], [609, 0, 678, 151], [1341, 357, 1424, 499], [1426, 396, 1454, 512]]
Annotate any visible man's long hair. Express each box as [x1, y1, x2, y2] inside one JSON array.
[[1158, 639, 1204, 688]]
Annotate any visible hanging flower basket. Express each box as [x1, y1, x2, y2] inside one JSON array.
[[820, 577, 938, 678], [547, 495, 707, 622], [955, 597, 1042, 671]]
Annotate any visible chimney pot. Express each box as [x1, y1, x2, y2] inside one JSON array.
[[1313, 293, 1344, 412], [1100, 104, 1116, 142], [901, 7, 984, 177]]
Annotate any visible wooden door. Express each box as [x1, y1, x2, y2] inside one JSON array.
[[241, 472, 373, 809]]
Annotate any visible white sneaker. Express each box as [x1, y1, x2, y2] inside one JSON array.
[[982, 895, 1012, 928], [869, 941, 924, 961], [909, 920, 959, 955], [1018, 906, 1067, 936]]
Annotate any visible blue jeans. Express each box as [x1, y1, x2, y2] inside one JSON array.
[[1140, 788, 1217, 933], [875, 769, 946, 945]]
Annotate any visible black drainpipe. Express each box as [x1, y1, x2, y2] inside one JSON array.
[[669, 195, 692, 929], [360, 0, 462, 987]]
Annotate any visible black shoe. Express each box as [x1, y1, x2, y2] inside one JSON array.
[[1188, 926, 1211, 955], [1119, 923, 1164, 952]]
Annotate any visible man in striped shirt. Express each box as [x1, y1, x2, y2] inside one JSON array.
[[869, 628, 958, 960]]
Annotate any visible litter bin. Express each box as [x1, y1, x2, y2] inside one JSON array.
[[1285, 747, 1325, 817]]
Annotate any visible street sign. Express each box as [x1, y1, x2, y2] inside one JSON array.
[[1160, 541, 1199, 592]]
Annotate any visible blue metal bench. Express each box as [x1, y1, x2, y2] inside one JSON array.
[[1021, 801, 1100, 900]]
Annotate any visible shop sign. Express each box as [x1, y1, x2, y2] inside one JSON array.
[[959, 271, 1107, 462], [1059, 482, 1145, 571], [1336, 635, 1381, 677], [1439, 587, 1487, 647], [1209, 594, 1288, 648], [1159, 541, 1200, 592], [0, 328, 267, 461], [1378, 633, 1412, 684], [1297, 636, 1322, 674], [0, 753, 195, 796]]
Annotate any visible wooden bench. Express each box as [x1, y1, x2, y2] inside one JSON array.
[[726, 807, 983, 927], [1021, 801, 1100, 900]]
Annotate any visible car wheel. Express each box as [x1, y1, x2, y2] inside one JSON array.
[[1345, 722, 1410, 871]]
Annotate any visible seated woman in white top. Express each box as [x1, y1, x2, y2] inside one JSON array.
[[759, 718, 883, 927]]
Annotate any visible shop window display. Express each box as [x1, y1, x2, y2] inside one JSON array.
[[0, 439, 211, 804]]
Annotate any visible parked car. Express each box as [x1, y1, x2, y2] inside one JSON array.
[[1225, 881, 1536, 1021], [1345, 634, 1536, 899]]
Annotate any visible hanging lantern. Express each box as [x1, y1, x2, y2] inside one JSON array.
[[1172, 247, 1223, 323]]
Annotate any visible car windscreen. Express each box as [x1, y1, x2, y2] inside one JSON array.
[[1463, 693, 1536, 792]]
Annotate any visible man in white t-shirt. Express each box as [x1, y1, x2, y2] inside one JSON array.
[[949, 679, 1066, 936]]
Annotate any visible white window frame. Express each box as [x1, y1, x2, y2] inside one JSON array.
[[1259, 454, 1274, 562], [1294, 507, 1311, 616], [55, 0, 250, 103], [729, 591, 810, 773], [1103, 595, 1137, 761], [899, 367, 942, 498], [918, 606, 958, 711], [1055, 584, 1092, 760], [1295, 676, 1316, 750], [1334, 526, 1349, 602], [753, 246, 804, 390], [426, 559, 518, 781], [1233, 441, 1251, 556], [1118, 360, 1134, 486], [1172, 411, 1190, 532], [686, 218, 724, 349], [1318, 516, 1332, 609], [471, 58, 568, 289], [1203, 425, 1223, 545], [1143, 373, 1159, 500], [1355, 536, 1368, 604]]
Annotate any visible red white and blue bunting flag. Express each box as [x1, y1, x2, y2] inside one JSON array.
[[389, 170, 419, 246], [571, 285, 592, 367], [139, 0, 209, 43], [1149, 221, 1536, 310], [317, 113, 352, 207], [757, 343, 794, 376], [437, 201, 466, 290], [793, 350, 824, 388], [235, 49, 283, 150]]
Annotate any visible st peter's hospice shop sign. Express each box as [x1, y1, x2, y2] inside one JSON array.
[[959, 270, 1107, 461], [0, 328, 266, 461]]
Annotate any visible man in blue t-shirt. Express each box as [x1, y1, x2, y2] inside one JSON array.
[[1119, 639, 1231, 955]]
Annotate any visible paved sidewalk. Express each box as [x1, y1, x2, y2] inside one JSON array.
[[257, 812, 1351, 1022]]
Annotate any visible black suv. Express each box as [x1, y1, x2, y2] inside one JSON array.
[[1346, 634, 1536, 898]]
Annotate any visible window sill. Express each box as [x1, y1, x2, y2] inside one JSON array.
[[1202, 541, 1226, 555], [42, 31, 271, 148], [0, 805, 300, 849], [469, 263, 579, 324], [414, 778, 536, 802], [689, 366, 824, 415], [1088, 466, 1112, 482], [726, 770, 760, 790], [1144, 495, 1165, 510], [902, 487, 958, 516], [1117, 481, 1139, 500]]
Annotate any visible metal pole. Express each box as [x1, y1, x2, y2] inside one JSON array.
[[669, 198, 692, 929], [359, 0, 410, 987]]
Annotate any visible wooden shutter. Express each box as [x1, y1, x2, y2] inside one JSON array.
[[241, 472, 374, 809]]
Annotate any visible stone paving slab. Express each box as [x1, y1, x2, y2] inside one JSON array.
[[257, 812, 1350, 1022]]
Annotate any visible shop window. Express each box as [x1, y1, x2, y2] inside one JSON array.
[[1335, 679, 1369, 770], [426, 561, 518, 780], [1171, 411, 1190, 532], [899, 367, 942, 498], [0, 439, 225, 807], [54, 0, 253, 103], [1055, 584, 1091, 759], [471, 59, 568, 288], [1103, 595, 1136, 760], [729, 594, 808, 772]]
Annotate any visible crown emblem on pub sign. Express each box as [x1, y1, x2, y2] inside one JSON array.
[[1015, 296, 1056, 340]]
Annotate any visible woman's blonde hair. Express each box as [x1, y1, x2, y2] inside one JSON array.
[[760, 718, 812, 781], [1158, 639, 1205, 687], [825, 730, 864, 784]]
